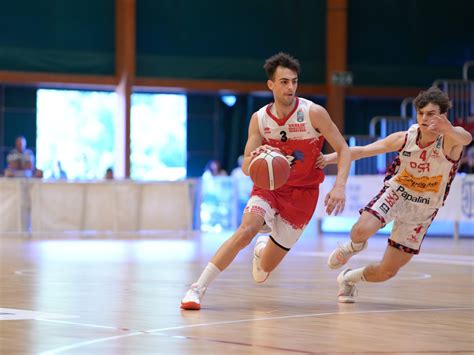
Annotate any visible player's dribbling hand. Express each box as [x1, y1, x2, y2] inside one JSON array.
[[324, 185, 346, 216], [250, 145, 281, 159], [428, 113, 451, 134]]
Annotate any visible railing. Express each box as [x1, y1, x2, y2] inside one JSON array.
[[369, 115, 413, 138], [369, 116, 413, 173], [400, 97, 416, 119], [433, 61, 474, 131], [433, 79, 474, 126], [345, 135, 378, 175], [463, 61, 474, 81]]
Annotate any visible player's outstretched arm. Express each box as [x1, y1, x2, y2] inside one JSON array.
[[350, 131, 406, 160], [316, 131, 406, 168]]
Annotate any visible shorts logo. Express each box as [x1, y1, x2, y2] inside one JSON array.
[[384, 190, 399, 207], [461, 180, 474, 218], [380, 203, 390, 214], [395, 185, 431, 204], [379, 189, 400, 214], [395, 169, 442, 193], [408, 224, 423, 243]]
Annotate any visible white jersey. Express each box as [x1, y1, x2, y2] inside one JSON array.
[[255, 97, 325, 188], [385, 124, 460, 209]]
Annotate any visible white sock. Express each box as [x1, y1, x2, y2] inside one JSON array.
[[351, 241, 365, 251], [344, 267, 366, 284], [196, 262, 221, 288]]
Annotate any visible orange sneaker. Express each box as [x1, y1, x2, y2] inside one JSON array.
[[180, 283, 206, 310]]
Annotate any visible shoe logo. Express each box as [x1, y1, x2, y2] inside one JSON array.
[[336, 253, 346, 263]]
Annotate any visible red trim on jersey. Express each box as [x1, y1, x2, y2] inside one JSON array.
[[443, 137, 463, 164], [415, 128, 436, 149], [445, 153, 461, 164], [266, 97, 299, 127], [398, 132, 408, 152]]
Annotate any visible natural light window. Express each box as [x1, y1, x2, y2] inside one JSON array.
[[131, 93, 187, 181], [37, 89, 187, 180], [37, 89, 118, 180]]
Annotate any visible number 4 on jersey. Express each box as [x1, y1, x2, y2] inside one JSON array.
[[420, 150, 427, 161]]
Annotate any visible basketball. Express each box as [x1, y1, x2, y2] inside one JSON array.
[[249, 150, 290, 190]]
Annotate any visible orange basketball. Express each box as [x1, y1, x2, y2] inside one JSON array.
[[249, 150, 290, 190]]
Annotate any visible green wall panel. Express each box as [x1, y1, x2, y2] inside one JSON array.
[[0, 0, 115, 74], [348, 0, 474, 86], [136, 0, 326, 83]]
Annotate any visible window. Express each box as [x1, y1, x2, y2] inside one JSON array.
[[37, 89, 117, 179], [131, 93, 187, 181], [37, 90, 187, 180]]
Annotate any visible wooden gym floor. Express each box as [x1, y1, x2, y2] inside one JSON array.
[[0, 230, 472, 354]]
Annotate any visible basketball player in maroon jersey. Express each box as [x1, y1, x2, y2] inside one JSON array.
[[181, 52, 352, 310], [319, 87, 472, 303]]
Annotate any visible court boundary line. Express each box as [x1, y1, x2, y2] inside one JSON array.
[[38, 306, 473, 354]]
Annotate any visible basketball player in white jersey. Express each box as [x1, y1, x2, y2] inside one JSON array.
[[318, 86, 472, 303], [181, 52, 352, 310]]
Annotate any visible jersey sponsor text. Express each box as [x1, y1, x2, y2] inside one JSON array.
[[395, 169, 442, 193]]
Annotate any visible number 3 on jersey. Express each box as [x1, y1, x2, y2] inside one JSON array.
[[280, 130, 288, 142]]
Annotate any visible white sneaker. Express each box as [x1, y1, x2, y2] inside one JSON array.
[[327, 241, 368, 269], [181, 283, 206, 310], [337, 269, 357, 303], [252, 236, 270, 283]]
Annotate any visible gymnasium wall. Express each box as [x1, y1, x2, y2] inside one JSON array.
[[1, 1, 472, 83], [348, 0, 474, 86], [0, 0, 473, 176], [0, 86, 36, 170], [136, 0, 326, 83], [0, 1, 115, 75]]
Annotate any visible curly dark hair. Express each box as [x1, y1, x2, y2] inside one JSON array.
[[413, 87, 452, 114], [263, 52, 300, 80]]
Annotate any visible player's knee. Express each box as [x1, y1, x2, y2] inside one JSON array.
[[234, 223, 260, 248], [351, 221, 372, 240]]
